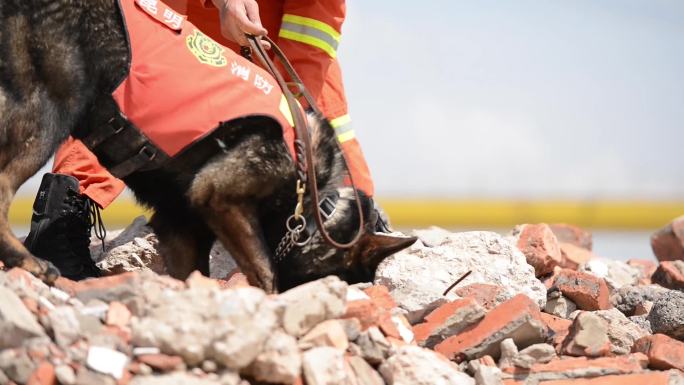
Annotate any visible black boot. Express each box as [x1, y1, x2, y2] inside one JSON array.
[[24, 173, 102, 280]]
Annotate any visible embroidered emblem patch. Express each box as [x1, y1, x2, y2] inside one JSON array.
[[186, 30, 227, 67]]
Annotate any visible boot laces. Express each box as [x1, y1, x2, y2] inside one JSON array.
[[85, 198, 107, 251], [61, 189, 106, 275]]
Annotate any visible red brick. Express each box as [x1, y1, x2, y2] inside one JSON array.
[[503, 353, 648, 376], [478, 355, 496, 367], [7, 267, 40, 286], [357, 286, 401, 339], [412, 298, 483, 348], [26, 362, 56, 385], [542, 267, 563, 290], [217, 270, 250, 289], [54, 272, 138, 296], [22, 297, 39, 315], [632, 334, 684, 371], [106, 302, 132, 328], [137, 354, 184, 372], [515, 224, 563, 277], [550, 224, 593, 251], [454, 283, 502, 311], [559, 242, 595, 270], [378, 312, 402, 340], [633, 301, 653, 316], [540, 313, 571, 351], [343, 300, 381, 330], [534, 372, 672, 385], [551, 269, 611, 310], [627, 259, 658, 284], [363, 285, 396, 311], [185, 271, 220, 289], [651, 261, 684, 290], [435, 294, 547, 361], [651, 216, 684, 262]]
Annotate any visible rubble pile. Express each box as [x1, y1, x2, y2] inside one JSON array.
[[1, 217, 684, 385]]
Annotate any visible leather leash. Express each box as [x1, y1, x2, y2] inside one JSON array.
[[245, 35, 365, 249]]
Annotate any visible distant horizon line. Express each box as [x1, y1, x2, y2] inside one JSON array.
[[9, 197, 683, 229]]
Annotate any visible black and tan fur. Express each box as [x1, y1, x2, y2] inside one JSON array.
[[0, 0, 415, 292]]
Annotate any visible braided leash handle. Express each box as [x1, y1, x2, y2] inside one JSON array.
[[246, 35, 365, 249]]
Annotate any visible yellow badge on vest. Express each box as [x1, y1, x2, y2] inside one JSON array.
[[186, 30, 227, 68]]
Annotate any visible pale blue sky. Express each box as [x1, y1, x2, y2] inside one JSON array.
[[340, 0, 684, 199], [17, 0, 684, 200]]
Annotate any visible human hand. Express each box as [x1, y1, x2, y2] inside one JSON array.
[[211, 0, 269, 48]]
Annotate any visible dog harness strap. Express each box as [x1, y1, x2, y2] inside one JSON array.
[[108, 145, 158, 179], [81, 116, 125, 149]]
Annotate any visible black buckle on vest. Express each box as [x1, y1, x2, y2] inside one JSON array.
[[108, 145, 157, 179], [82, 114, 127, 149], [319, 195, 337, 219]]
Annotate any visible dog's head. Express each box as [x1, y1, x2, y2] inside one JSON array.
[[275, 187, 417, 291]]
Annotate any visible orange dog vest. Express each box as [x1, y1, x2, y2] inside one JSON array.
[[113, 0, 296, 158]]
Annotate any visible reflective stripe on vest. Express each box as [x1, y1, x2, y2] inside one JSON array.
[[279, 14, 340, 58], [330, 114, 355, 143]]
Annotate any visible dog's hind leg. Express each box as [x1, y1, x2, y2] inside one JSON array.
[[148, 210, 215, 280]]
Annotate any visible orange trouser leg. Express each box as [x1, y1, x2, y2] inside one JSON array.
[[52, 138, 126, 208], [259, 0, 375, 196]]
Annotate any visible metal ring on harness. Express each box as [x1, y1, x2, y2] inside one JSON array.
[[286, 215, 312, 246]]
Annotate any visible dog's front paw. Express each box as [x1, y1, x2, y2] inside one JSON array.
[[20, 256, 61, 285]]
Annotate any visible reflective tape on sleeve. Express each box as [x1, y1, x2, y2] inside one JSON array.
[[279, 14, 341, 58]]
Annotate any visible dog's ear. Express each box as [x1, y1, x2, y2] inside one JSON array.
[[349, 232, 417, 280]]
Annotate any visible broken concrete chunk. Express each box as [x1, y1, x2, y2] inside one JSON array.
[[561, 312, 611, 357], [86, 346, 129, 379], [246, 330, 301, 385], [298, 319, 349, 351], [594, 308, 648, 355], [376, 231, 546, 323], [580, 258, 641, 291], [544, 293, 577, 319], [648, 290, 684, 341], [302, 347, 350, 385], [512, 343, 556, 368], [379, 345, 475, 385], [0, 286, 46, 349], [275, 276, 347, 337]]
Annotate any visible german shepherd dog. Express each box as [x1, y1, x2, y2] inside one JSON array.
[[0, 0, 415, 292]]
